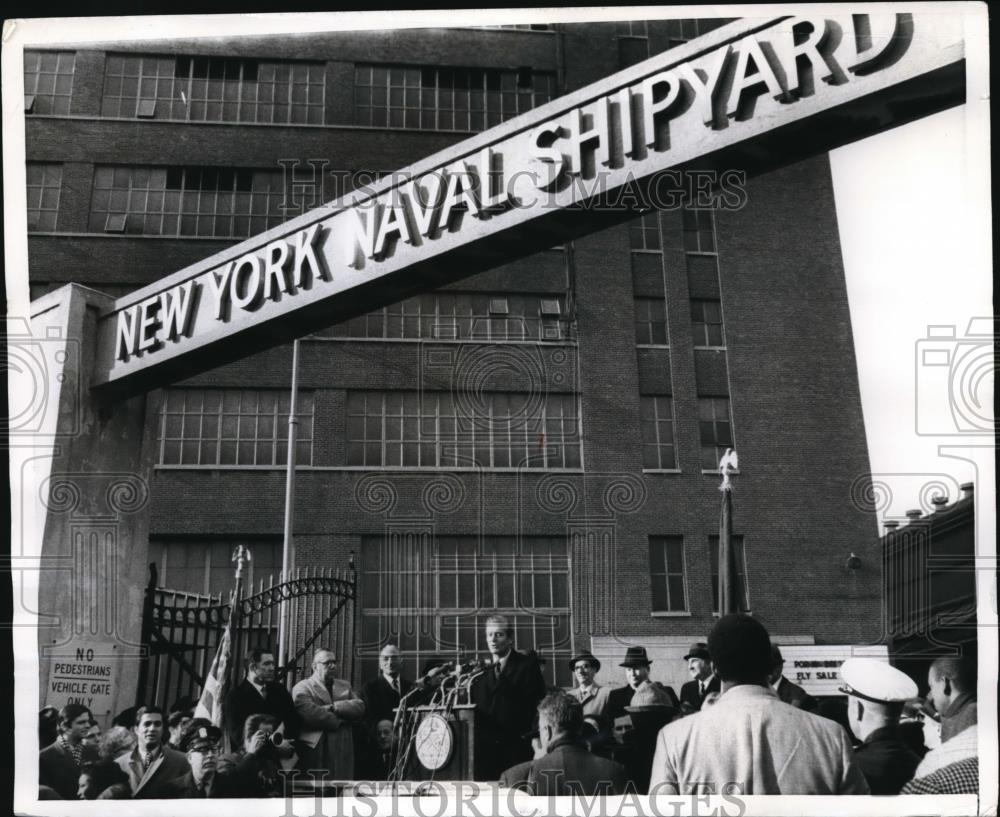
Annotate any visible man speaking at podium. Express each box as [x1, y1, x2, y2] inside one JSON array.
[[470, 615, 546, 780]]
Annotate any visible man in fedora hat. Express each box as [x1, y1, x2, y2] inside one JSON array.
[[606, 647, 678, 724], [679, 642, 720, 713], [566, 653, 610, 728], [769, 644, 817, 711], [840, 657, 922, 794]]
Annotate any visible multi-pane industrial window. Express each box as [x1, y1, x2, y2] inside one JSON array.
[[691, 299, 725, 347], [158, 388, 314, 466], [629, 211, 662, 251], [101, 54, 325, 124], [682, 207, 716, 253], [709, 535, 749, 612], [148, 538, 282, 598], [640, 396, 677, 469], [354, 64, 555, 131], [616, 21, 650, 37], [649, 536, 687, 612], [635, 298, 668, 346], [360, 535, 571, 686], [90, 165, 286, 237], [346, 391, 580, 469], [24, 50, 75, 115], [26, 164, 63, 231], [329, 293, 569, 342], [698, 396, 734, 470]]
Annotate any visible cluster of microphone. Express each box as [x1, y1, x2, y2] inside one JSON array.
[[413, 658, 489, 689]]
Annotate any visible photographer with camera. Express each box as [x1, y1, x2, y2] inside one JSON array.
[[215, 714, 288, 797]]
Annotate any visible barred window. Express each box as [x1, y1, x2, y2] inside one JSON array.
[[691, 299, 725, 347], [328, 292, 570, 342], [24, 50, 75, 115], [89, 165, 286, 237], [354, 64, 555, 131], [158, 388, 314, 466], [649, 536, 687, 612], [346, 391, 580, 469], [709, 535, 749, 612], [635, 297, 668, 346], [101, 54, 325, 124], [640, 395, 677, 469], [26, 163, 63, 231], [360, 534, 571, 686], [682, 207, 716, 253], [698, 396, 734, 470], [629, 211, 661, 251]]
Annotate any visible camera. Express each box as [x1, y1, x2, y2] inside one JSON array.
[[270, 731, 285, 746], [915, 318, 995, 436], [3, 316, 82, 438]]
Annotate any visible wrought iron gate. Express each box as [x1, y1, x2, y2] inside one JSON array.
[[136, 559, 356, 709]]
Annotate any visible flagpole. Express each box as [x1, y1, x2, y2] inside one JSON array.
[[278, 338, 300, 675], [717, 448, 739, 615]]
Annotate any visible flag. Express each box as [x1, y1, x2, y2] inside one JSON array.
[[194, 597, 234, 732], [717, 448, 741, 615]]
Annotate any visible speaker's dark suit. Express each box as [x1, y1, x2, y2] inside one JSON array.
[[680, 674, 721, 711], [359, 674, 416, 727], [470, 650, 546, 780], [224, 678, 300, 750]]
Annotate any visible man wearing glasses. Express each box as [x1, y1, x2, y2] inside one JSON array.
[[567, 653, 610, 729], [292, 648, 365, 780], [162, 719, 223, 798]]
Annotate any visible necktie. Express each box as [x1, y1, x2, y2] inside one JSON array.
[[261, 685, 269, 701], [699, 682, 705, 698], [392, 678, 399, 695], [144, 751, 154, 770], [494, 662, 502, 679]]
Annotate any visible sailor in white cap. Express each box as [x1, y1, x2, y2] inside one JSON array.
[[839, 657, 922, 794]]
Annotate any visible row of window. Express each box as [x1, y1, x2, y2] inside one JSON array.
[[325, 292, 570, 342], [23, 50, 554, 133], [354, 64, 555, 132], [156, 387, 731, 472], [629, 209, 717, 255]]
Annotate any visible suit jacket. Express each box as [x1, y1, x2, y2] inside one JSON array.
[[649, 685, 870, 795], [225, 678, 301, 749], [116, 744, 191, 798], [159, 770, 222, 798], [520, 737, 628, 796], [292, 674, 365, 778], [215, 749, 284, 797], [774, 676, 817, 711], [38, 740, 98, 799], [359, 674, 416, 727], [680, 675, 721, 711], [605, 685, 637, 724], [470, 649, 546, 780]]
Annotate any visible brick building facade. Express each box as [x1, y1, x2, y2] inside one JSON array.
[[25, 19, 882, 698]]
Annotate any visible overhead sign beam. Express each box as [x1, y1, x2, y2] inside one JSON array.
[[92, 11, 965, 401]]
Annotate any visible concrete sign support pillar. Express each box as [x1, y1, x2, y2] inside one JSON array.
[[22, 285, 162, 725]]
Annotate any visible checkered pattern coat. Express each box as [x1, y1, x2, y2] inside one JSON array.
[[901, 756, 978, 794]]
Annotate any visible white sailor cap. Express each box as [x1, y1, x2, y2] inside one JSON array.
[[839, 658, 917, 704]]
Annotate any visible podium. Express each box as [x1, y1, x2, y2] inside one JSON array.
[[402, 704, 481, 781]]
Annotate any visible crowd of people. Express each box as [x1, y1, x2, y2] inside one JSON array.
[[38, 614, 978, 799]]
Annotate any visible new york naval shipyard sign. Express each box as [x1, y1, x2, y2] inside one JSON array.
[[94, 11, 964, 400]]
